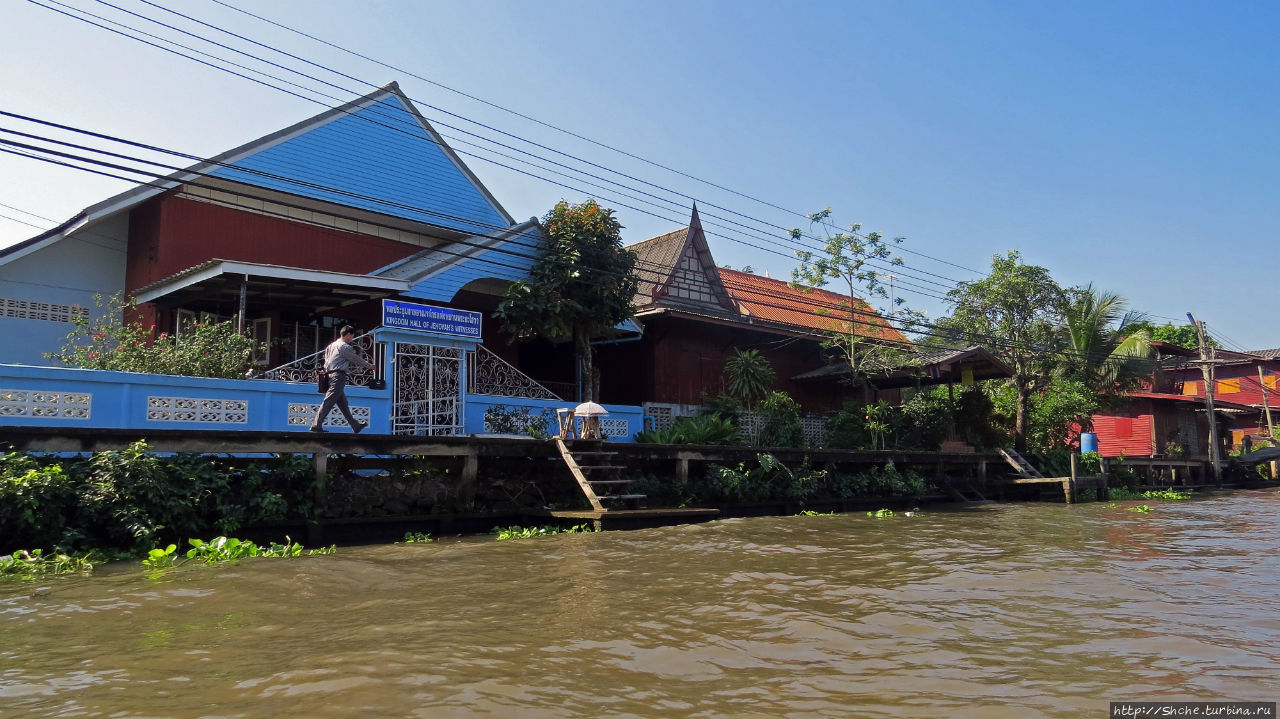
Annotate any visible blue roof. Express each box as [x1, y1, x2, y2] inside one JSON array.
[[209, 88, 512, 236]]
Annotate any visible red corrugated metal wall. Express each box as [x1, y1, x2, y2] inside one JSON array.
[[125, 195, 423, 292], [1093, 403, 1155, 456]]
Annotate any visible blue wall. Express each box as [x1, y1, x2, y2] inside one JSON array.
[[0, 365, 389, 433], [466, 395, 642, 443], [0, 364, 644, 442], [0, 214, 128, 366]]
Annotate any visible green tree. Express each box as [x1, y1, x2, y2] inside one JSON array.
[[47, 294, 268, 379], [723, 348, 775, 412], [1126, 321, 1206, 351], [494, 199, 638, 402], [1059, 285, 1153, 397], [790, 209, 914, 400], [988, 379, 1099, 452], [937, 251, 1067, 452]]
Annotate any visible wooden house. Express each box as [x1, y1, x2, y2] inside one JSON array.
[[590, 206, 911, 414], [1165, 347, 1279, 449], [1087, 342, 1271, 457]]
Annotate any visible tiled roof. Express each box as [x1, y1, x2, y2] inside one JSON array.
[[718, 269, 909, 344], [628, 227, 687, 307]]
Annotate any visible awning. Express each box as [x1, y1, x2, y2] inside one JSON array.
[[792, 346, 1014, 389], [133, 259, 410, 316]]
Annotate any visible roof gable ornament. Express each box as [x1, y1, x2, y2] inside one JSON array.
[[629, 203, 736, 313]]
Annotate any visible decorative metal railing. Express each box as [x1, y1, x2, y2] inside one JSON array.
[[263, 332, 381, 387], [466, 345, 562, 400]]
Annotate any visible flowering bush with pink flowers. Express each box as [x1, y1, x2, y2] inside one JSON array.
[[47, 294, 269, 379]]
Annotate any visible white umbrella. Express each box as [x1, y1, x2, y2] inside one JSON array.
[[574, 401, 609, 417]]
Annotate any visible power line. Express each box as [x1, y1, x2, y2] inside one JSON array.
[[0, 213, 48, 230], [202, 0, 984, 278], [3, 133, 950, 354], [0, 201, 58, 223], [31, 0, 973, 293], [28, 0, 818, 266], [2, 114, 1183, 368]]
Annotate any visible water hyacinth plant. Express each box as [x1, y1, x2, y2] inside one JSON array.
[[491, 524, 598, 541], [1, 549, 96, 580], [142, 536, 329, 572]]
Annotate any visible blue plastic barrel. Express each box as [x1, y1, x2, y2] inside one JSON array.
[[1080, 432, 1098, 454]]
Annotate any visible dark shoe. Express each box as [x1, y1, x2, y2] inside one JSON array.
[[309, 426, 327, 433], [352, 421, 368, 434]]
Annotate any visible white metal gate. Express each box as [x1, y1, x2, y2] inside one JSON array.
[[392, 342, 463, 435]]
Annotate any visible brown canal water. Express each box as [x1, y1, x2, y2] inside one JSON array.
[[4, 491, 1280, 718]]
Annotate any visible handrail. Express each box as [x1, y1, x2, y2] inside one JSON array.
[[467, 345, 562, 400], [264, 331, 379, 386]]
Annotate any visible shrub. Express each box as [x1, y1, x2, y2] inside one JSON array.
[[701, 453, 794, 503], [635, 413, 743, 445], [1, 444, 307, 555], [825, 404, 871, 449], [0, 453, 81, 551], [47, 293, 269, 379], [757, 391, 803, 447], [859, 462, 926, 497], [483, 405, 552, 438]]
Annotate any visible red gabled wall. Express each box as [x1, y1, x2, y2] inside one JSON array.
[[1173, 361, 1280, 411], [125, 194, 423, 293], [596, 314, 854, 411]]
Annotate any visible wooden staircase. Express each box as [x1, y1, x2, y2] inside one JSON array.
[[554, 437, 646, 511], [998, 448, 1044, 478]]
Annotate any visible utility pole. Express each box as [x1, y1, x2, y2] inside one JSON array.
[[1260, 365, 1275, 439], [1188, 313, 1222, 484]]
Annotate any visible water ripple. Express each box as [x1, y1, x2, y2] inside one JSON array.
[[3, 492, 1280, 717]]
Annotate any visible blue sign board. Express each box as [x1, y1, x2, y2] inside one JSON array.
[[382, 300, 483, 339]]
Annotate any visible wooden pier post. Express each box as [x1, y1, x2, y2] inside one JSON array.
[[309, 452, 328, 545], [460, 450, 479, 507], [1064, 453, 1077, 503]]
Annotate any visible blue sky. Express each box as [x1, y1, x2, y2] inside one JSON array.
[[2, 0, 1277, 349]]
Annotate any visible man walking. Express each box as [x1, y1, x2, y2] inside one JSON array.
[[310, 326, 375, 433]]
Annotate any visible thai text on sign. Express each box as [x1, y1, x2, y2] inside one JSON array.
[[382, 300, 482, 339]]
